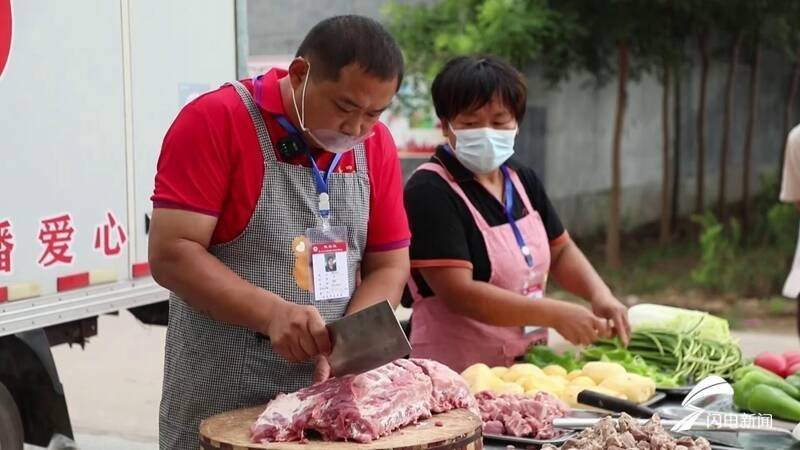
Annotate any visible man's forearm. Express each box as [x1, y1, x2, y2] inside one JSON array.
[[346, 266, 407, 314]]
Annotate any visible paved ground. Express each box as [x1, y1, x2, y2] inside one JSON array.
[[22, 307, 800, 449]]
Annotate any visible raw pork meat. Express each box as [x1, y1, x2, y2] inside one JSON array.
[[411, 358, 476, 413], [476, 391, 569, 439], [542, 413, 712, 450], [250, 358, 478, 444]]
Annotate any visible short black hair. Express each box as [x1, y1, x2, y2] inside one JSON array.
[[431, 55, 527, 122], [296, 15, 404, 90]]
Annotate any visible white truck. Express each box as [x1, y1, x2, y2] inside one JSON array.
[[0, 1, 241, 447]]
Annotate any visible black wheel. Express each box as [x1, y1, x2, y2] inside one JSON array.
[[0, 381, 23, 450]]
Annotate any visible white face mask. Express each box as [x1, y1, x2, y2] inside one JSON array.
[[291, 61, 371, 154], [448, 124, 517, 174]]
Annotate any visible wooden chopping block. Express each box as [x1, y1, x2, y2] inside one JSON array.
[[199, 407, 483, 450]]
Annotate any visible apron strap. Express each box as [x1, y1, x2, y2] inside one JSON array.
[[229, 80, 278, 164], [415, 162, 491, 231], [353, 142, 368, 175]]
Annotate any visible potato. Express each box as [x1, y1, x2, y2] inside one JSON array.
[[566, 370, 584, 381], [501, 370, 525, 382], [521, 376, 564, 398], [489, 376, 509, 391], [600, 374, 656, 403], [563, 385, 587, 407], [503, 363, 545, 382], [495, 381, 525, 395], [543, 365, 569, 377], [461, 363, 491, 385], [581, 361, 627, 384], [516, 375, 537, 390], [547, 375, 569, 388], [490, 367, 509, 377], [470, 380, 492, 394], [569, 376, 596, 387], [510, 363, 545, 378], [583, 386, 627, 401], [563, 385, 627, 408], [469, 370, 498, 394], [521, 375, 556, 391]]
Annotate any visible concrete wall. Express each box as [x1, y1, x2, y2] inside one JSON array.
[[246, 0, 799, 236], [247, 0, 387, 56]]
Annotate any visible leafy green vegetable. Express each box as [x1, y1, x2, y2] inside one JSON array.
[[595, 327, 744, 382], [524, 344, 684, 388], [628, 304, 732, 343], [525, 318, 743, 388], [580, 344, 685, 387], [524, 346, 580, 372]]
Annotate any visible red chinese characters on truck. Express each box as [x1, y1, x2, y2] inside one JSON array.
[[94, 211, 127, 257], [0, 219, 13, 273], [37, 214, 75, 267]]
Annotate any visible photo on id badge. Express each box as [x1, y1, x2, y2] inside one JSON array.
[[307, 225, 350, 302], [324, 253, 337, 272]]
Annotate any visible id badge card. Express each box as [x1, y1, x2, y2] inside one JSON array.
[[521, 271, 547, 299], [306, 225, 350, 302], [523, 271, 549, 343]]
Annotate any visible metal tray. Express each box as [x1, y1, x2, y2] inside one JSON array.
[[483, 430, 576, 446], [657, 384, 696, 396]]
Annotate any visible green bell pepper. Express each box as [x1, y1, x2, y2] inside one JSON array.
[[734, 370, 800, 409], [732, 364, 784, 383], [786, 374, 800, 392], [745, 384, 800, 422]]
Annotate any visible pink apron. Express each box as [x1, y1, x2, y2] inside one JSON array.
[[409, 162, 551, 373]]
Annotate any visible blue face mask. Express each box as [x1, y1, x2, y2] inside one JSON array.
[[449, 125, 517, 174]]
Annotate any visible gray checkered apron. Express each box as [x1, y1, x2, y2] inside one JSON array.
[[158, 80, 370, 450]]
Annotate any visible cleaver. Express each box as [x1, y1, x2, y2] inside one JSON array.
[[326, 300, 411, 377]]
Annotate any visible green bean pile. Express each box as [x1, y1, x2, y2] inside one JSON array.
[[594, 328, 744, 382]]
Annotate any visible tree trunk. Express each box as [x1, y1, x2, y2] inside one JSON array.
[[607, 41, 628, 268], [660, 61, 672, 244], [696, 32, 709, 213], [781, 46, 800, 180], [671, 63, 682, 232], [718, 32, 743, 219], [742, 39, 761, 230]]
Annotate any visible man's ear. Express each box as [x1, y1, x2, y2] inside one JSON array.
[[287, 57, 310, 89]]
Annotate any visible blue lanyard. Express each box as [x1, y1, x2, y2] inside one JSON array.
[[501, 165, 534, 268], [254, 73, 346, 218], [442, 145, 533, 267], [273, 108, 343, 219], [254, 74, 264, 107]]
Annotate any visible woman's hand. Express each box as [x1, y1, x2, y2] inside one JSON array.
[[549, 302, 609, 346], [591, 293, 630, 345]]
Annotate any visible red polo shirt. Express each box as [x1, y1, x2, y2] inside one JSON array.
[[152, 69, 411, 251]]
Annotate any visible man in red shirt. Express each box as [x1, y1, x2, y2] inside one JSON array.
[[149, 16, 410, 449]]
